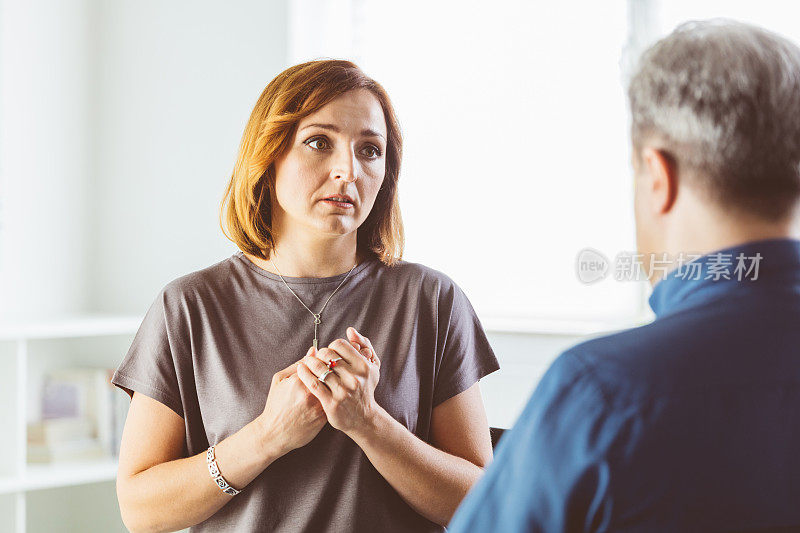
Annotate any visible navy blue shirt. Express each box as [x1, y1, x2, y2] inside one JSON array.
[[449, 238, 800, 532]]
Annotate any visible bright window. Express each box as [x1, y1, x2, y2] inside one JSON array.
[[290, 1, 645, 328]]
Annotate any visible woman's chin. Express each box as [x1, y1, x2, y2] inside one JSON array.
[[312, 221, 359, 237]]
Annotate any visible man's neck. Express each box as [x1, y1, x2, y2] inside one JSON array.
[[669, 208, 797, 257], [650, 205, 800, 285]]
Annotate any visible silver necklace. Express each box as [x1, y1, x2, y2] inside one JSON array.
[[270, 257, 358, 350]]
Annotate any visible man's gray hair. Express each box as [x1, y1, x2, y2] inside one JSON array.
[[628, 19, 800, 219]]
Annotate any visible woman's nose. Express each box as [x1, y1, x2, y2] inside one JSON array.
[[329, 148, 357, 183]]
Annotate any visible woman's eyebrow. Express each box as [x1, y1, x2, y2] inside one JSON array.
[[299, 123, 386, 140]]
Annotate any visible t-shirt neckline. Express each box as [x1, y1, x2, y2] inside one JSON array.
[[233, 251, 377, 285]]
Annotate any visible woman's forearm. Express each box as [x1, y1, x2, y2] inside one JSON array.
[[348, 406, 485, 526], [117, 418, 283, 533]]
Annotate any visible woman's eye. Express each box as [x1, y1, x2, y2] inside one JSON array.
[[361, 145, 382, 158], [304, 137, 329, 150]]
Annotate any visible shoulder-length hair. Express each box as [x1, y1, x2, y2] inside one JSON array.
[[219, 59, 404, 266]]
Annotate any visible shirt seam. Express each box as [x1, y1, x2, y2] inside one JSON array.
[[563, 347, 616, 408], [112, 372, 184, 417], [433, 279, 445, 400], [232, 252, 377, 285]]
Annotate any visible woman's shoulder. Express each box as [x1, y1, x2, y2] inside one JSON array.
[[377, 259, 462, 295], [159, 254, 240, 303], [378, 260, 480, 322]]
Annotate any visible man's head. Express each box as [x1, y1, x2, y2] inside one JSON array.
[[628, 20, 800, 280]]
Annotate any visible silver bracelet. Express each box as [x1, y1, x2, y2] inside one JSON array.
[[206, 445, 241, 496]]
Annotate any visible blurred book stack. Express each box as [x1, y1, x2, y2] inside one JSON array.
[[27, 367, 128, 464]]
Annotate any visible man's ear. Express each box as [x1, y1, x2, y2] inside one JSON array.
[[641, 147, 678, 215]]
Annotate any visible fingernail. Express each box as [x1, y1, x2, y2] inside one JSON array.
[[307, 346, 314, 356]]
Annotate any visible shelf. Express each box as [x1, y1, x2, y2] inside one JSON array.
[[0, 459, 119, 495], [0, 315, 142, 341], [481, 314, 652, 336]]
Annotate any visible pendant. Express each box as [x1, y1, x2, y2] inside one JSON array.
[[313, 313, 321, 351]]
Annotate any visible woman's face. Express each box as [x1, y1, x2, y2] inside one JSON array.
[[271, 88, 388, 242]]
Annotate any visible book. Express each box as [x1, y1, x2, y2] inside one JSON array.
[[28, 366, 128, 463]]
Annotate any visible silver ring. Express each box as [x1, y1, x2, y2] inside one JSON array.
[[326, 357, 343, 370], [318, 369, 334, 383]]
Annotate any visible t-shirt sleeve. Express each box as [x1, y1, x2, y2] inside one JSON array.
[[432, 279, 500, 407], [111, 286, 185, 419]]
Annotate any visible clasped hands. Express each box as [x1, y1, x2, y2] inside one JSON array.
[[293, 326, 381, 437]]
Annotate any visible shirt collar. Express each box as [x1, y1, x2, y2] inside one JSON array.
[[648, 238, 800, 318]]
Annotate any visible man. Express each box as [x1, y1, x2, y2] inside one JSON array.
[[448, 20, 800, 532]]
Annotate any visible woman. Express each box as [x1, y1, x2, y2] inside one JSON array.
[[112, 60, 499, 532]]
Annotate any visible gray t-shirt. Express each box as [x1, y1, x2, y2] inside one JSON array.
[[112, 251, 500, 532]]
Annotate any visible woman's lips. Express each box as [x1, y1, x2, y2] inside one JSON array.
[[321, 199, 354, 209]]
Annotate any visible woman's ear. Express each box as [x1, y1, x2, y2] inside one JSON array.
[[641, 147, 679, 215]]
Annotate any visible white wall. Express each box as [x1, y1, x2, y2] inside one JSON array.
[[0, 0, 95, 320], [0, 0, 290, 319], [89, 0, 289, 314]]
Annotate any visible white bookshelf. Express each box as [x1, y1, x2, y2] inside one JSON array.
[[0, 315, 141, 533]]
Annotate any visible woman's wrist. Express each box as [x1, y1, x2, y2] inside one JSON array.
[[346, 403, 388, 445], [252, 416, 289, 465]]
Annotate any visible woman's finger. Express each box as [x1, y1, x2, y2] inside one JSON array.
[[324, 339, 365, 370], [347, 328, 379, 365], [297, 360, 334, 404], [315, 347, 360, 389], [346, 327, 368, 351], [302, 352, 343, 387], [313, 346, 350, 368]]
